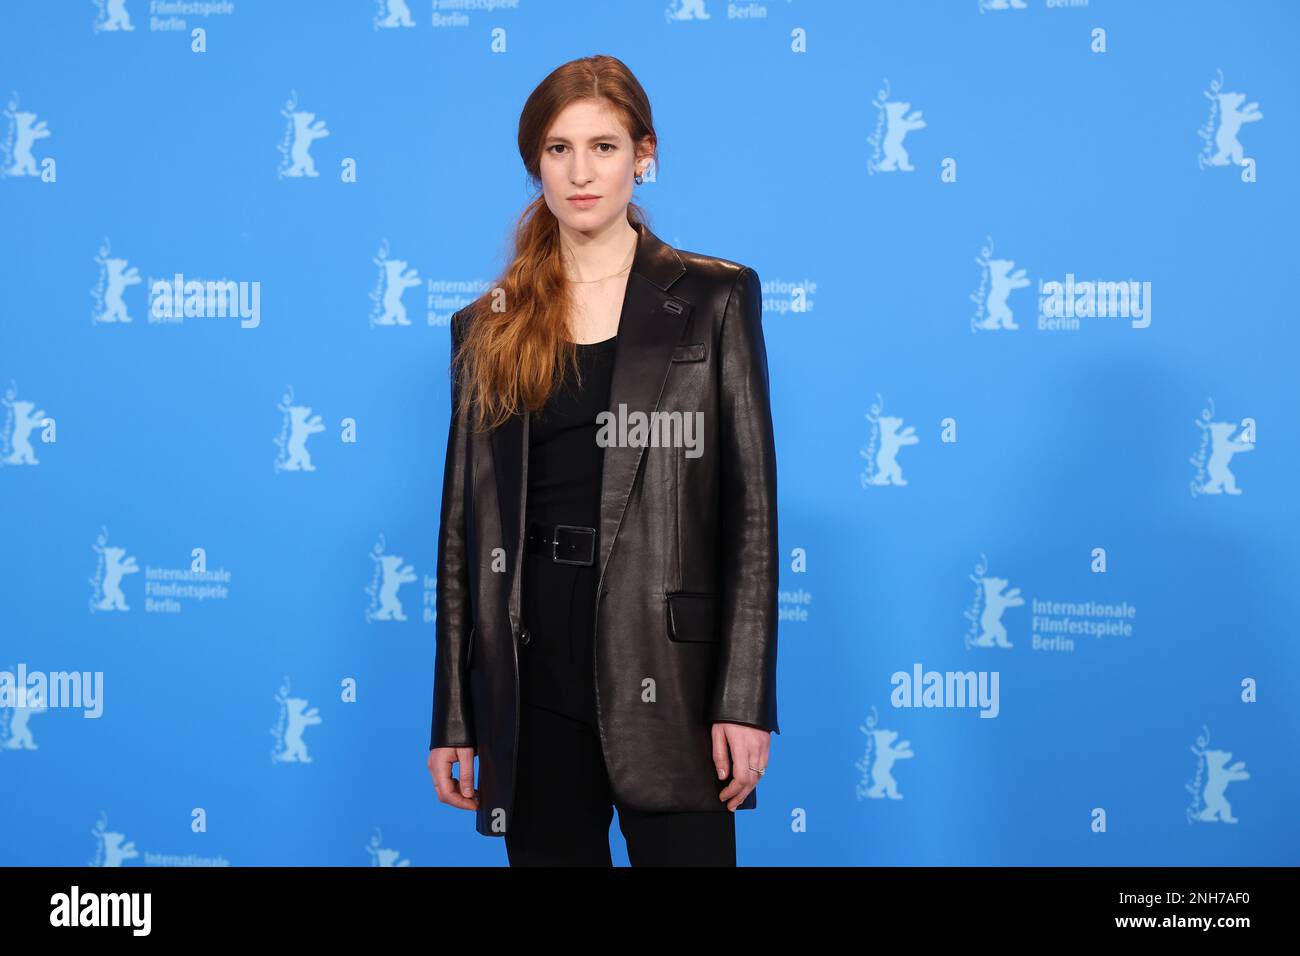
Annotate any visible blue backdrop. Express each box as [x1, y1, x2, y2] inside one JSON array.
[[1, 0, 1296, 867]]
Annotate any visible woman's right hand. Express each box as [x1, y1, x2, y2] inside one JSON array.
[[428, 746, 479, 810]]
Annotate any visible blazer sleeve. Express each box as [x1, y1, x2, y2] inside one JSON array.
[[709, 267, 781, 734], [429, 309, 477, 750]]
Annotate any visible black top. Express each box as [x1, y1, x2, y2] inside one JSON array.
[[526, 335, 618, 530], [520, 335, 617, 726]]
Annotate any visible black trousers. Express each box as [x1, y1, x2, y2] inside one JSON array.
[[509, 548, 736, 866]]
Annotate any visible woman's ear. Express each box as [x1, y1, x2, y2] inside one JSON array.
[[636, 136, 657, 171]]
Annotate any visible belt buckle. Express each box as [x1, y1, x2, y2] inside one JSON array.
[[552, 524, 595, 566]]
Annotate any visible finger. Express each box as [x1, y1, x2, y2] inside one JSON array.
[[717, 739, 752, 806], [457, 747, 477, 799], [727, 780, 756, 812], [711, 725, 731, 780], [429, 750, 453, 804], [431, 750, 476, 810], [723, 768, 756, 810], [428, 748, 445, 795], [729, 741, 765, 810], [719, 771, 755, 809], [754, 737, 771, 774], [449, 750, 479, 810]]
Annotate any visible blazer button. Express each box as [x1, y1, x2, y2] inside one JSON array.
[[518, 627, 531, 646]]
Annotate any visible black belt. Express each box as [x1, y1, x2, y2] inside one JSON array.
[[525, 521, 596, 566]]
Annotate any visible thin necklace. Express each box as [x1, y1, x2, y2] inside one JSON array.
[[564, 239, 636, 283]]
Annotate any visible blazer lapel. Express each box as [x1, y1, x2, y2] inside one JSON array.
[[489, 220, 689, 629], [597, 222, 689, 579]]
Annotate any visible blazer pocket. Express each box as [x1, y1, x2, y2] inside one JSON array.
[[666, 592, 720, 642], [671, 343, 706, 362]]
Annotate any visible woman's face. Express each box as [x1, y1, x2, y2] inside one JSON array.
[[540, 98, 650, 236]]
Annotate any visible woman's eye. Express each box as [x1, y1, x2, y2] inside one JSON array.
[[547, 144, 616, 155]]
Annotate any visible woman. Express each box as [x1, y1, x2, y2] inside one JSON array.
[[426, 54, 779, 866]]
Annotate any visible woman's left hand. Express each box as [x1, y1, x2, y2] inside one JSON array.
[[711, 722, 771, 811]]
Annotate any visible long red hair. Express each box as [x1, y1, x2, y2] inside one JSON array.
[[453, 54, 658, 432]]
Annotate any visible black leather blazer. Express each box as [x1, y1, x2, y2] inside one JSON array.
[[430, 220, 779, 837]]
